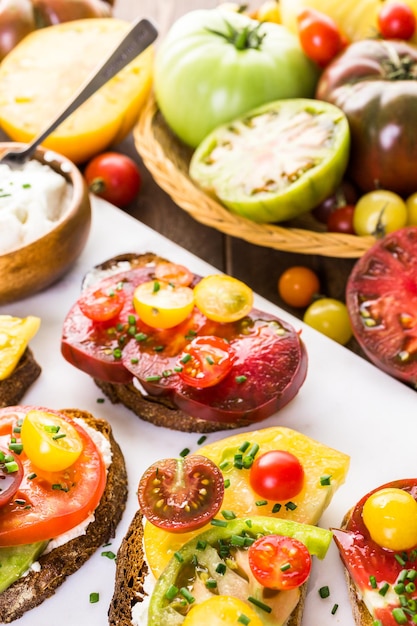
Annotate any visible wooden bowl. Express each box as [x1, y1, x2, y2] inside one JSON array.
[[0, 143, 91, 304]]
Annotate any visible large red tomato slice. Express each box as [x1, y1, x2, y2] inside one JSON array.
[[0, 406, 106, 546], [346, 227, 417, 387]]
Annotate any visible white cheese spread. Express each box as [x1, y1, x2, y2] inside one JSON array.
[[0, 159, 70, 255]]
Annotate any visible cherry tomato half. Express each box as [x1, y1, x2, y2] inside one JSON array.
[[137, 455, 225, 533], [84, 152, 142, 208], [154, 262, 194, 287], [133, 280, 195, 329], [278, 266, 320, 308], [248, 534, 312, 590], [297, 8, 346, 67], [78, 285, 126, 322], [362, 487, 417, 551], [249, 450, 304, 501], [194, 275, 254, 323], [0, 447, 23, 508], [303, 297, 353, 345], [377, 1, 416, 40], [178, 335, 235, 389]]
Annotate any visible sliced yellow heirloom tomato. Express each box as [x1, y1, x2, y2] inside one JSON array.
[[194, 275, 254, 323], [144, 426, 350, 577], [182, 596, 264, 626], [0, 19, 153, 163], [21, 410, 83, 472], [133, 280, 195, 329], [0, 315, 40, 380]]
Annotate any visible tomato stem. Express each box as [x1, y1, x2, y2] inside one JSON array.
[[206, 20, 266, 50]]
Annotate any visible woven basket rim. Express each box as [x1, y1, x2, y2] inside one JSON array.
[[134, 94, 376, 258]]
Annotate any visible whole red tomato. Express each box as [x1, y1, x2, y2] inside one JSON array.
[[297, 8, 345, 67], [316, 39, 417, 196], [84, 152, 142, 208], [377, 1, 416, 40], [327, 204, 355, 234]]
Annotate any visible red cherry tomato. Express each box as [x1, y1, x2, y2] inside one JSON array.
[[84, 152, 142, 208], [178, 335, 235, 388], [297, 8, 346, 67], [377, 1, 416, 40], [249, 450, 305, 501], [327, 205, 356, 234], [137, 455, 225, 533], [248, 534, 312, 590], [0, 447, 23, 508], [78, 285, 126, 322], [312, 180, 359, 224], [154, 262, 194, 287], [278, 266, 320, 308]]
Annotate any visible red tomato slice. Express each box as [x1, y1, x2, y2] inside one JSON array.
[[0, 447, 23, 507], [346, 227, 417, 387], [178, 336, 235, 388], [248, 534, 312, 590], [0, 406, 106, 546], [137, 455, 224, 533], [78, 285, 126, 322], [249, 450, 305, 501]]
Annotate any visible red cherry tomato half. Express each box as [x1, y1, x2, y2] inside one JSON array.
[[137, 455, 225, 533], [178, 335, 235, 389], [248, 534, 312, 590], [84, 152, 142, 208], [78, 285, 126, 322], [327, 205, 356, 234], [0, 447, 23, 507], [154, 262, 194, 287], [377, 1, 416, 40], [249, 450, 305, 501], [297, 8, 346, 67]]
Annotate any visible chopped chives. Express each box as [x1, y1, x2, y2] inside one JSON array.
[[197, 435, 207, 445], [216, 562, 226, 574], [205, 579, 217, 589], [235, 375, 247, 384], [89, 592, 99, 603], [174, 552, 184, 563], [285, 501, 297, 511], [247, 596, 272, 613], [238, 441, 250, 453], [165, 584, 178, 600], [179, 448, 190, 457], [320, 474, 332, 486], [319, 586, 330, 599], [280, 563, 291, 572], [255, 500, 268, 507], [238, 614, 251, 625], [101, 551, 116, 560], [379, 582, 389, 596], [221, 510, 236, 520], [180, 587, 195, 604], [224, 479, 231, 488], [331, 604, 339, 615], [272, 503, 282, 513], [210, 519, 228, 527]]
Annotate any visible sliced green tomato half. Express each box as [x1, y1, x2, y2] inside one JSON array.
[[189, 98, 350, 223]]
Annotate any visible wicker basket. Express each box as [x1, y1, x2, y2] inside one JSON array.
[[134, 95, 375, 258]]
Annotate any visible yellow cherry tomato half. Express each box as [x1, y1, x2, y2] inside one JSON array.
[[20, 410, 83, 472], [182, 595, 263, 626], [278, 266, 320, 308], [133, 280, 195, 329], [194, 275, 254, 323], [303, 297, 352, 345], [362, 487, 417, 551]]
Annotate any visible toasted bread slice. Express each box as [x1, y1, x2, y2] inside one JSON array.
[[0, 408, 128, 623], [0, 347, 41, 409], [108, 511, 307, 626]]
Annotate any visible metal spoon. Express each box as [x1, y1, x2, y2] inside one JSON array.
[[0, 17, 158, 166]]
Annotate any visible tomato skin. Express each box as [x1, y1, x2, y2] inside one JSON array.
[[137, 455, 224, 533], [378, 1, 416, 40], [327, 205, 355, 234], [317, 39, 417, 197], [346, 226, 417, 386], [178, 336, 235, 388], [154, 8, 319, 147], [84, 152, 142, 208], [297, 8, 346, 67], [303, 298, 352, 345], [353, 190, 407, 237], [249, 450, 304, 501], [278, 266, 320, 308], [248, 534, 312, 590]]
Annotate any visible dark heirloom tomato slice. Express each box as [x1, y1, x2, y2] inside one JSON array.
[[346, 227, 417, 388], [137, 455, 224, 533], [248, 534, 312, 590]]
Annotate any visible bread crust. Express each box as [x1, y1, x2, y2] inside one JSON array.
[[0, 348, 41, 409], [108, 511, 306, 626], [0, 408, 128, 623]]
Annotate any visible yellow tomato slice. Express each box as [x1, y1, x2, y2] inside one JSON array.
[[0, 19, 153, 163], [194, 275, 254, 323], [21, 410, 83, 472], [133, 280, 195, 329], [183, 596, 263, 626], [0, 315, 40, 380]]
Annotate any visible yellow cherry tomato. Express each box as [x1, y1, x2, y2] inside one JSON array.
[[194, 275, 254, 323], [133, 280, 195, 329], [353, 190, 408, 236], [303, 297, 352, 345], [278, 266, 320, 308], [256, 0, 282, 23], [406, 192, 417, 225], [362, 487, 417, 551], [21, 410, 83, 472], [182, 595, 263, 626]]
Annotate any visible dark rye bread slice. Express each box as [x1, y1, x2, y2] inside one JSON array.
[[108, 511, 307, 626], [0, 347, 41, 409], [0, 408, 128, 624]]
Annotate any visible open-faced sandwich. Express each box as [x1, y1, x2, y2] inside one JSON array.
[[108, 425, 350, 625], [0, 404, 127, 623], [333, 479, 417, 626], [0, 315, 41, 408], [61, 253, 308, 433]]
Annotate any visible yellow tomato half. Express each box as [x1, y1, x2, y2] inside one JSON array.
[[133, 280, 195, 329], [21, 410, 83, 472], [194, 275, 254, 323], [0, 19, 153, 163], [363, 487, 417, 551], [143, 426, 350, 577], [183, 596, 264, 626]]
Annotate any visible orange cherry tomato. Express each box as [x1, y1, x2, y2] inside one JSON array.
[[154, 262, 194, 287], [278, 266, 320, 308]]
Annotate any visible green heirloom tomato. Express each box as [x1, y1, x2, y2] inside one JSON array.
[[189, 98, 350, 223], [154, 8, 320, 148]]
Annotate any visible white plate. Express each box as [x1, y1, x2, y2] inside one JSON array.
[[1, 197, 416, 626]]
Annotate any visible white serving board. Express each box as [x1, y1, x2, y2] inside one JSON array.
[[1, 197, 416, 626]]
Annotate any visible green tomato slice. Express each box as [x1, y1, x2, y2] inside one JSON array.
[[189, 98, 350, 223]]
